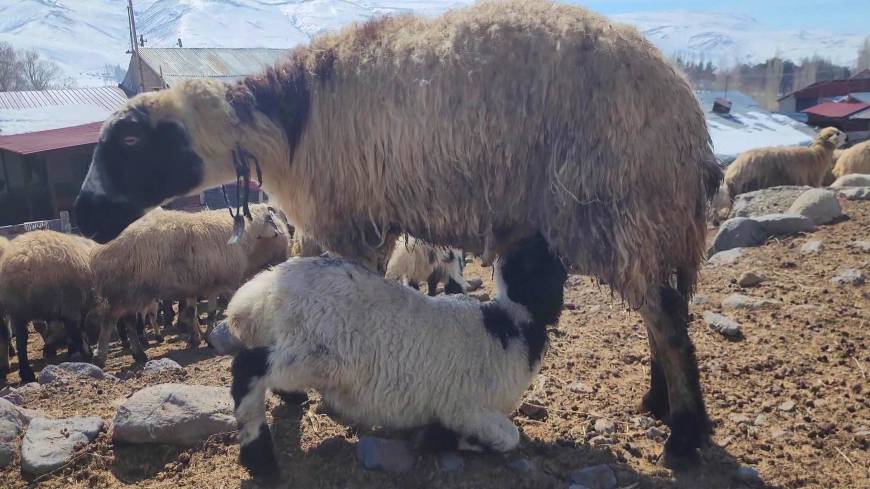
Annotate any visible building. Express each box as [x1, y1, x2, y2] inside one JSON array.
[[778, 74, 870, 114], [802, 101, 870, 138], [0, 88, 128, 227], [121, 48, 293, 95]]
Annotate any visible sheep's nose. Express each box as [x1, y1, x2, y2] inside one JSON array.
[[74, 191, 144, 243]]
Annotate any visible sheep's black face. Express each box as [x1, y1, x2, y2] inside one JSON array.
[[75, 107, 204, 243]]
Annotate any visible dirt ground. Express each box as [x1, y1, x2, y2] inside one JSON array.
[[1, 201, 867, 489]]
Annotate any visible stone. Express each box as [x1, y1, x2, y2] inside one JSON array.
[[589, 435, 613, 447], [437, 451, 463, 472], [206, 320, 243, 355], [831, 269, 865, 286], [849, 241, 870, 252], [20, 416, 103, 476], [356, 436, 414, 473], [508, 458, 535, 472], [594, 418, 616, 435], [709, 218, 766, 255], [703, 311, 742, 338], [646, 426, 667, 441], [754, 213, 816, 236], [735, 465, 762, 483], [112, 384, 235, 446], [0, 398, 29, 468], [721, 293, 778, 310], [569, 486, 592, 489], [568, 464, 617, 489], [730, 186, 810, 219], [838, 187, 870, 201], [519, 401, 548, 420], [737, 271, 766, 288], [142, 358, 183, 373], [779, 400, 796, 412], [830, 174, 870, 188], [568, 382, 594, 394], [465, 277, 484, 292], [691, 295, 709, 305], [708, 248, 745, 266], [787, 189, 843, 225], [800, 240, 824, 254], [38, 362, 111, 384], [754, 414, 768, 426]]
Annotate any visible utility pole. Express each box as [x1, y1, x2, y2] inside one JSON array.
[[127, 0, 145, 92]]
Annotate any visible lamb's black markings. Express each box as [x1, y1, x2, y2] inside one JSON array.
[[231, 348, 281, 480], [231, 347, 270, 409], [444, 278, 464, 295], [239, 423, 280, 481]]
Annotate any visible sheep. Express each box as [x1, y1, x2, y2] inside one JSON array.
[[89, 204, 289, 366], [229, 234, 565, 480], [385, 235, 467, 295], [707, 183, 733, 226], [74, 0, 722, 460], [832, 140, 870, 178], [724, 127, 847, 198], [0, 231, 99, 384]]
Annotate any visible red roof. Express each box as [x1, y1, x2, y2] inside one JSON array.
[[802, 102, 870, 119], [0, 121, 103, 155], [782, 78, 870, 101]]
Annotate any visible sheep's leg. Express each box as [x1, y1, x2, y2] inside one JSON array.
[[446, 410, 520, 453], [115, 318, 130, 349], [640, 333, 670, 420], [639, 285, 710, 464], [135, 313, 149, 348], [13, 317, 35, 384], [407, 280, 420, 291], [426, 274, 440, 297], [231, 347, 280, 481], [62, 318, 91, 362], [145, 310, 162, 343], [121, 314, 148, 363], [179, 298, 203, 347], [0, 317, 10, 384], [204, 295, 218, 338]]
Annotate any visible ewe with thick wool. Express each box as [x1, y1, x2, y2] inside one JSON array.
[[229, 234, 565, 480], [385, 235, 467, 295], [832, 140, 870, 178], [725, 127, 847, 198], [0, 231, 99, 383], [74, 0, 721, 459], [89, 204, 289, 366]]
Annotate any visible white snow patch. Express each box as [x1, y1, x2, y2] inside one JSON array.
[[0, 105, 110, 135]]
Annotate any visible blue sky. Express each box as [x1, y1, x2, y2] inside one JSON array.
[[573, 1, 870, 33]]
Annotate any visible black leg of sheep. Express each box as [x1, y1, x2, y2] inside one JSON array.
[[0, 317, 10, 385], [12, 317, 35, 384]]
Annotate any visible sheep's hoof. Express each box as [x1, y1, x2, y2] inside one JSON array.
[[240, 426, 281, 483], [154, 335, 164, 344], [132, 351, 149, 364], [661, 410, 709, 470], [273, 389, 309, 405], [43, 347, 58, 362], [639, 390, 670, 422], [20, 369, 36, 384]]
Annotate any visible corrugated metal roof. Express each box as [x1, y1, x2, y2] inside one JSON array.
[[0, 121, 102, 155], [803, 102, 870, 119], [0, 87, 127, 111], [138, 48, 292, 86]]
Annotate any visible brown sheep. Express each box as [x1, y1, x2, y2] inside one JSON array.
[[74, 0, 721, 461], [832, 140, 870, 178], [0, 231, 99, 383], [725, 127, 847, 197], [89, 204, 288, 366]]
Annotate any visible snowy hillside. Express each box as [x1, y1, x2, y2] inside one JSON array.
[[0, 1, 864, 86]]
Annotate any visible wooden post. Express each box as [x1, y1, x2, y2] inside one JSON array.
[[59, 211, 71, 233]]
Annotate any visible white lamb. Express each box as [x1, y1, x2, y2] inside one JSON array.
[[228, 234, 566, 480], [385, 235, 468, 295]]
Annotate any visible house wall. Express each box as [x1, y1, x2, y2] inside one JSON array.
[[778, 95, 796, 113], [120, 55, 165, 95]]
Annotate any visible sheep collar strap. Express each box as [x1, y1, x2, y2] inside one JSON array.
[[222, 144, 263, 244]]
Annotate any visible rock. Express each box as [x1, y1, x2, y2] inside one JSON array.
[[709, 218, 766, 255], [691, 295, 709, 305], [754, 213, 816, 236], [465, 277, 483, 292], [0, 398, 29, 468], [838, 187, 870, 201], [568, 382, 594, 394], [569, 486, 592, 489], [703, 311, 742, 338], [112, 384, 235, 446], [519, 401, 548, 420], [356, 436, 414, 473], [849, 241, 870, 252], [779, 400, 796, 412], [831, 269, 865, 286], [206, 320, 243, 355], [646, 426, 667, 441], [593, 418, 616, 435], [143, 358, 183, 373], [20, 416, 103, 476], [735, 465, 762, 483], [508, 457, 535, 472], [800, 240, 825, 254], [568, 464, 617, 489], [707, 248, 745, 266], [589, 435, 613, 447], [437, 451, 463, 472], [730, 186, 810, 219], [754, 414, 768, 426], [830, 174, 870, 188], [721, 293, 778, 310], [737, 271, 766, 288], [38, 362, 111, 384], [787, 189, 843, 225]]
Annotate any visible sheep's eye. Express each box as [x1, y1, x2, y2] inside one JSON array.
[[122, 136, 140, 147]]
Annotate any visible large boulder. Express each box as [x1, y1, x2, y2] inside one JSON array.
[[838, 187, 870, 201], [708, 218, 766, 255], [112, 384, 235, 446], [356, 437, 415, 473], [829, 174, 870, 188], [707, 248, 745, 266], [787, 189, 844, 225], [0, 398, 29, 468], [754, 214, 816, 236], [20, 416, 103, 476], [729, 186, 810, 219], [207, 320, 243, 355], [38, 362, 113, 384]]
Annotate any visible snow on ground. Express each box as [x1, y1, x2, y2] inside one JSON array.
[[707, 111, 815, 159], [0, 104, 112, 135]]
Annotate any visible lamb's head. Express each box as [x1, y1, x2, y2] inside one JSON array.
[[442, 248, 468, 294], [241, 205, 291, 274], [815, 127, 847, 149], [75, 80, 243, 243], [495, 234, 567, 326]]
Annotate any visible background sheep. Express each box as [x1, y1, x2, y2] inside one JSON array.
[[89, 204, 289, 366], [385, 235, 467, 295], [832, 140, 870, 178], [0, 231, 99, 383], [229, 234, 565, 480], [75, 0, 721, 459], [725, 127, 847, 197]]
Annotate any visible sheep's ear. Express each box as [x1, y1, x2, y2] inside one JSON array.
[[266, 208, 283, 234]]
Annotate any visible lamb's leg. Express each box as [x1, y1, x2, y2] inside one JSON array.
[[121, 314, 148, 363], [13, 317, 35, 384], [231, 347, 280, 481], [446, 410, 520, 453], [639, 284, 710, 464]]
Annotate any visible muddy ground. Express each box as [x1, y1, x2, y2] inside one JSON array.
[[1, 201, 867, 489]]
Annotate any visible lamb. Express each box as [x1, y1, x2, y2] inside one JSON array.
[[725, 127, 847, 198], [0, 231, 99, 384], [74, 0, 722, 460], [832, 140, 870, 178], [385, 235, 467, 295], [89, 204, 289, 366], [229, 234, 565, 480]]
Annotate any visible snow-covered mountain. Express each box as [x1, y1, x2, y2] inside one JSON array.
[[0, 1, 864, 87]]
